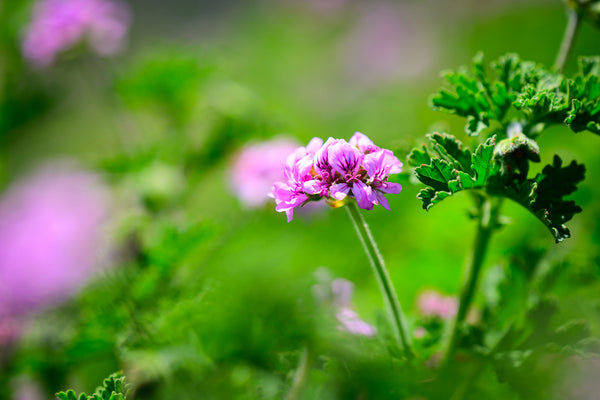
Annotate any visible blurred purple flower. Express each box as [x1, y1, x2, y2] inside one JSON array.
[[272, 132, 402, 221], [335, 307, 377, 337], [22, 0, 130, 67], [313, 269, 376, 337], [0, 164, 111, 317], [230, 138, 301, 208], [417, 290, 458, 320], [340, 2, 437, 84]]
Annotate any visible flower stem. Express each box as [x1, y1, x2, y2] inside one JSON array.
[[285, 346, 312, 400], [346, 201, 413, 359], [554, 6, 581, 72], [441, 197, 501, 367]]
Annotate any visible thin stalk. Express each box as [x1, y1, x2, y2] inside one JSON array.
[[346, 201, 413, 358], [441, 197, 501, 367], [285, 346, 312, 400], [554, 6, 581, 72]]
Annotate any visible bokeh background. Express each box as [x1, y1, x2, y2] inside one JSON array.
[[0, 0, 599, 399]]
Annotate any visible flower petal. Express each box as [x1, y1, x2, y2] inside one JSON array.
[[305, 137, 324, 155], [314, 137, 337, 174], [303, 179, 325, 195], [285, 208, 294, 222], [329, 140, 362, 176], [349, 132, 378, 154], [379, 182, 402, 194], [374, 191, 390, 210], [330, 183, 350, 200], [352, 181, 374, 210]]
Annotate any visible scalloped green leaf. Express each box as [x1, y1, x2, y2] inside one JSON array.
[[410, 134, 497, 210], [431, 53, 600, 136], [490, 155, 585, 242], [55, 373, 128, 400]]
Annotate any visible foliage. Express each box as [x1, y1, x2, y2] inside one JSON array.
[[408, 132, 585, 242], [56, 373, 128, 400], [1, 3, 599, 400], [430, 53, 600, 136]]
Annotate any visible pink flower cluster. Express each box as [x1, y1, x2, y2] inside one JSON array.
[[313, 269, 376, 337], [0, 164, 111, 317], [22, 0, 130, 67], [271, 132, 402, 221], [417, 290, 458, 320]]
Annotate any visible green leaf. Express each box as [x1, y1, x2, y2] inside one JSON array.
[[416, 186, 452, 211], [431, 53, 600, 136], [55, 373, 129, 400], [564, 57, 600, 134], [431, 53, 531, 136], [490, 155, 585, 242], [428, 132, 473, 174], [410, 134, 498, 210], [414, 158, 455, 192], [407, 144, 431, 167], [55, 390, 80, 400], [410, 132, 583, 241]]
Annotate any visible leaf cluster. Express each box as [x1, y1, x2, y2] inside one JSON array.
[[408, 132, 497, 210], [56, 373, 128, 400], [431, 53, 600, 136], [478, 248, 600, 399], [408, 133, 585, 242]]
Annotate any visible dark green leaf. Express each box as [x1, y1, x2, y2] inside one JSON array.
[[490, 155, 585, 242], [431, 53, 600, 136], [411, 134, 497, 210]]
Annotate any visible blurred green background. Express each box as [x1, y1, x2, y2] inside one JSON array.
[[0, 0, 599, 399]]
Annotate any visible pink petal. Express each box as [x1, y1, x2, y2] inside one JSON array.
[[330, 183, 350, 200], [352, 181, 374, 210], [375, 191, 390, 210], [379, 182, 402, 194]]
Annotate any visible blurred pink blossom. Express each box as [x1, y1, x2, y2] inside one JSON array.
[[230, 137, 300, 208], [0, 164, 111, 317], [313, 269, 376, 337], [417, 290, 458, 320], [22, 0, 130, 67]]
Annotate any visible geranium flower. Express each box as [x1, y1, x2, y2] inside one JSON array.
[[271, 132, 402, 220]]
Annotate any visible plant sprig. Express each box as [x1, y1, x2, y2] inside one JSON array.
[[430, 53, 600, 137], [56, 373, 129, 400], [408, 132, 585, 242]]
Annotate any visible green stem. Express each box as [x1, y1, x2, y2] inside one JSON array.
[[441, 197, 501, 367], [285, 346, 312, 400], [554, 6, 581, 72], [346, 201, 413, 358]]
